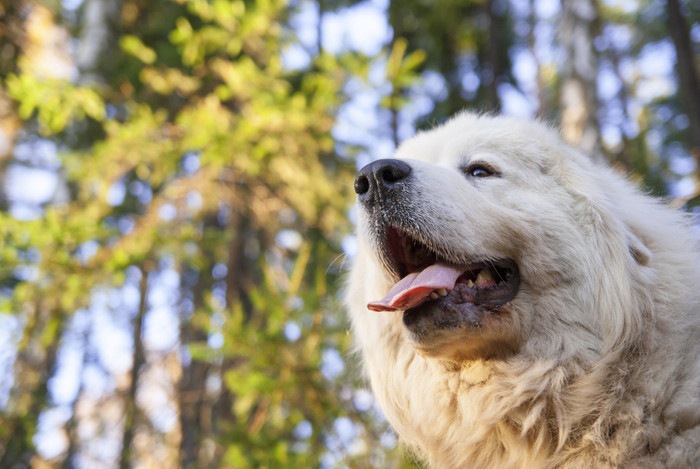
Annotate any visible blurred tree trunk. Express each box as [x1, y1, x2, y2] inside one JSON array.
[[559, 0, 604, 161], [483, 0, 505, 111], [62, 346, 90, 469], [0, 1, 25, 212], [666, 0, 700, 174], [605, 47, 633, 170], [528, 0, 552, 117], [317, 0, 324, 55], [216, 193, 261, 459], [0, 91, 18, 212], [178, 322, 212, 468], [225, 205, 256, 320], [178, 197, 259, 467], [178, 214, 217, 469], [388, 63, 401, 148], [0, 5, 58, 465], [76, 0, 122, 85], [0, 304, 64, 466], [119, 266, 150, 469]]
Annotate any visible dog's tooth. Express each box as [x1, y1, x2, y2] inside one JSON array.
[[466, 279, 475, 288], [430, 292, 439, 300], [476, 269, 494, 284], [437, 288, 448, 297]]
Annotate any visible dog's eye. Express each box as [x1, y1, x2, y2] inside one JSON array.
[[463, 163, 498, 178]]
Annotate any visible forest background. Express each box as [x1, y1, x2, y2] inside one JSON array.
[[0, 0, 699, 467]]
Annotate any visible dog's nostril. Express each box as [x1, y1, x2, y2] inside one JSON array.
[[380, 167, 402, 183], [377, 160, 411, 184], [354, 174, 370, 195]]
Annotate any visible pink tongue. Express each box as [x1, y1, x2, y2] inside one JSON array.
[[367, 263, 464, 312]]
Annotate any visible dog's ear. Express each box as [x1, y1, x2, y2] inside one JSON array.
[[627, 231, 651, 265], [557, 151, 654, 267], [626, 229, 652, 266]]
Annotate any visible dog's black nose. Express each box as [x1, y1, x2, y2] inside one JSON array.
[[354, 159, 412, 201]]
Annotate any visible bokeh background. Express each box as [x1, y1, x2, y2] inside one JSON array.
[[0, 0, 699, 467]]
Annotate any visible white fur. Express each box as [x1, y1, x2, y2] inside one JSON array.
[[346, 112, 700, 468]]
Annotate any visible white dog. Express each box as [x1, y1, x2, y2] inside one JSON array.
[[346, 112, 700, 468]]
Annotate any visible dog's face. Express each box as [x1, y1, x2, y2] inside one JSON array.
[[353, 114, 623, 362]]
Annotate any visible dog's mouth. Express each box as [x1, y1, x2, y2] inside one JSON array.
[[368, 227, 520, 316]]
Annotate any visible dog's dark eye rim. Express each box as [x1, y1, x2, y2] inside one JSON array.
[[461, 162, 500, 178]]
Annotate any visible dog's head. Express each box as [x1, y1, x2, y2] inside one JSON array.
[[351, 113, 655, 363]]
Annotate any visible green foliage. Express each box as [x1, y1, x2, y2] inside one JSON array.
[[120, 35, 158, 65], [0, 0, 396, 466], [382, 38, 426, 111], [5, 74, 105, 133]]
